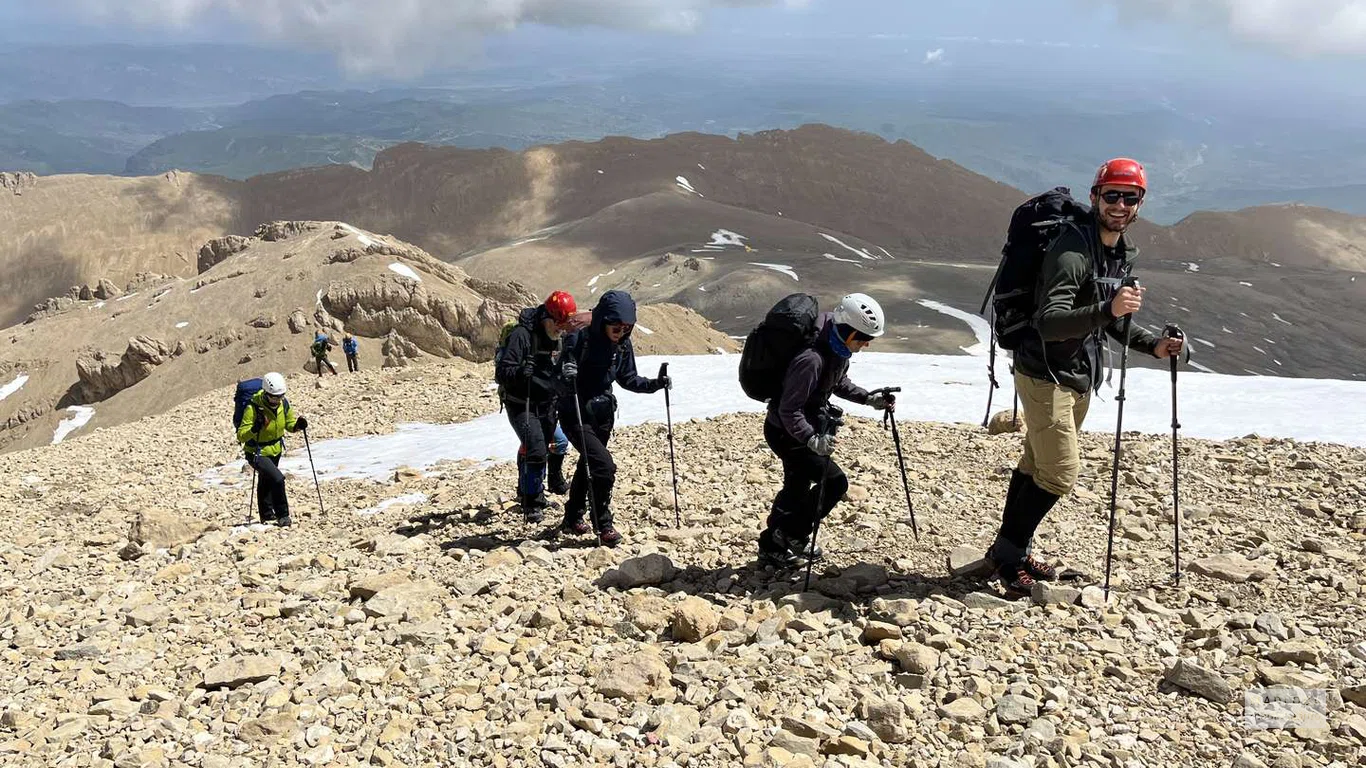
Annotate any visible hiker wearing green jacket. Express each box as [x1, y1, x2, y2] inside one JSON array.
[[312, 332, 338, 376], [991, 158, 1184, 593], [237, 372, 308, 526]]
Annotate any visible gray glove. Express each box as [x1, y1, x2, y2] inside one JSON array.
[[867, 392, 894, 411], [806, 433, 836, 456], [561, 360, 578, 385]]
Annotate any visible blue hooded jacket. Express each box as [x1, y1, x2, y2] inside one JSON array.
[[558, 290, 659, 404]]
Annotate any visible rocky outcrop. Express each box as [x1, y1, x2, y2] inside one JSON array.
[[381, 330, 422, 368], [324, 276, 533, 362], [0, 171, 37, 195], [255, 221, 320, 242], [93, 279, 122, 300], [198, 235, 251, 273], [75, 336, 177, 402]]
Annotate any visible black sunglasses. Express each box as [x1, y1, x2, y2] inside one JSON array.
[[1098, 190, 1144, 206]]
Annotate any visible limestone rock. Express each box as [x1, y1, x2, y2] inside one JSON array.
[[129, 508, 217, 549]]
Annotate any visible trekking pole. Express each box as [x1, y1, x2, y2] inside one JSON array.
[[245, 454, 257, 525], [570, 376, 598, 530], [1010, 364, 1019, 429], [302, 427, 325, 517], [1103, 277, 1139, 600], [659, 362, 681, 528], [804, 405, 841, 592], [1164, 323, 1185, 586], [874, 386, 917, 541], [981, 337, 999, 428]]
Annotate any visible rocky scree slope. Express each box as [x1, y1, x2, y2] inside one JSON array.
[[0, 359, 1364, 767]]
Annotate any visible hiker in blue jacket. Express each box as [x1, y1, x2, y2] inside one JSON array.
[[557, 290, 669, 547], [342, 334, 360, 372]]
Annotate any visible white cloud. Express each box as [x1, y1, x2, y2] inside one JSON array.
[[1103, 0, 1366, 57], [58, 0, 809, 76], [923, 47, 944, 64]]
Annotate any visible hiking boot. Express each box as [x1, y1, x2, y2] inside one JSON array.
[[275, 516, 292, 528], [522, 493, 547, 524], [757, 529, 802, 568], [547, 454, 569, 495], [1023, 554, 1058, 581], [997, 562, 1037, 595], [599, 526, 622, 548], [560, 517, 591, 536], [792, 536, 823, 561]]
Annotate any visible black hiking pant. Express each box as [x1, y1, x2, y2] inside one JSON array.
[[345, 353, 358, 372], [507, 400, 557, 499], [315, 356, 338, 376], [560, 396, 617, 532], [763, 419, 848, 540], [251, 453, 288, 523]]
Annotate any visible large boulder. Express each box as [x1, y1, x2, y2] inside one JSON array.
[[76, 336, 176, 401], [129, 508, 218, 549], [197, 235, 251, 273]]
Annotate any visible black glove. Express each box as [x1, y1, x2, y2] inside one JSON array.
[[293, 416, 309, 433], [656, 375, 671, 392], [519, 358, 535, 380], [561, 360, 578, 385]]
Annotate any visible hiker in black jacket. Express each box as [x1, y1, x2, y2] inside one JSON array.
[[557, 290, 669, 547], [991, 158, 1185, 593], [495, 291, 579, 523], [760, 293, 893, 567]]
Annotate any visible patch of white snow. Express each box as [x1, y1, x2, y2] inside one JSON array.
[[819, 233, 878, 261], [388, 263, 422, 282], [709, 229, 746, 247], [748, 263, 799, 281], [0, 374, 29, 402], [355, 493, 429, 517], [52, 406, 95, 445]]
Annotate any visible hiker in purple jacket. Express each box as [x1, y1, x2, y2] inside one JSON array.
[[759, 293, 894, 567]]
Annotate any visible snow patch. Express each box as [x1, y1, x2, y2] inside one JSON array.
[[199, 352, 1366, 484], [918, 300, 990, 356], [1221, 327, 1233, 334], [1183, 262, 1201, 272], [1254, 346, 1267, 355], [1271, 313, 1293, 326], [676, 176, 702, 196], [596, 169, 604, 174], [93, 302, 105, 309], [175, 322, 189, 329], [115, 292, 138, 302], [52, 406, 95, 445], [636, 325, 655, 335], [355, 493, 429, 517], [1191, 361, 1216, 373], [388, 263, 422, 282], [698, 286, 708, 292], [819, 233, 878, 261], [0, 374, 29, 402], [748, 263, 799, 281], [709, 229, 746, 247], [340, 222, 377, 248], [697, 163, 706, 170], [823, 253, 865, 267], [1196, 338, 1215, 348], [1238, 281, 1253, 287]]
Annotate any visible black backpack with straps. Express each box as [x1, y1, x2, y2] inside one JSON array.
[[738, 293, 820, 403], [980, 187, 1092, 352]]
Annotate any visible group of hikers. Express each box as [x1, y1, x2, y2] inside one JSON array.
[[234, 156, 1186, 594], [310, 331, 361, 375]]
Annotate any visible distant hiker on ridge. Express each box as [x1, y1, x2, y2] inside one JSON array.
[[311, 332, 338, 376], [236, 372, 308, 527], [752, 293, 894, 567], [342, 333, 360, 372], [988, 158, 1184, 593], [558, 290, 670, 547], [495, 291, 580, 523]]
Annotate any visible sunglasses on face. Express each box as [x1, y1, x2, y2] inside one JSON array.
[[607, 324, 633, 335], [1098, 190, 1144, 207], [264, 393, 283, 404]]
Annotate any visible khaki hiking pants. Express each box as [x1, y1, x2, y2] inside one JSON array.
[[1015, 370, 1091, 496]]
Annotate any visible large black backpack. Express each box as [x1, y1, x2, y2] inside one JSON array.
[[738, 293, 820, 402], [980, 187, 1091, 351]]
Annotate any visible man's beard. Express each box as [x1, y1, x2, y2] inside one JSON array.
[[1098, 208, 1136, 235]]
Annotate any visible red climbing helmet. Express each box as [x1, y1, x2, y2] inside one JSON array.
[[544, 291, 577, 323], [1092, 157, 1147, 192]]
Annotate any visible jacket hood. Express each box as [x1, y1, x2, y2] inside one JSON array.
[[517, 305, 548, 329], [591, 290, 637, 335]]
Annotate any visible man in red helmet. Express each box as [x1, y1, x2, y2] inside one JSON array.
[[495, 290, 580, 523], [990, 158, 1185, 593]]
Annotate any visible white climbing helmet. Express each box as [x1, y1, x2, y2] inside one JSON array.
[[262, 372, 287, 397], [833, 293, 886, 338]]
